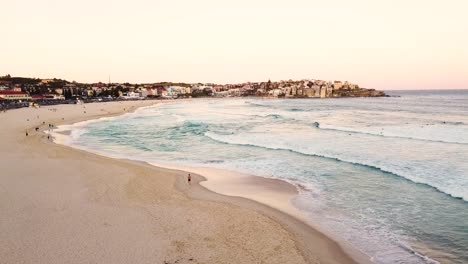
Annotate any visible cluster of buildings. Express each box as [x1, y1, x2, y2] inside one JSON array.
[[0, 76, 385, 106], [250, 79, 380, 98], [0, 79, 65, 102]]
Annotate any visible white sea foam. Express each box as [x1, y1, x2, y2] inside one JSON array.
[[204, 129, 468, 202], [318, 123, 468, 145]]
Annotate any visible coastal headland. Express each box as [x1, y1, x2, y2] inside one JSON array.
[[0, 75, 386, 112], [0, 100, 370, 263]]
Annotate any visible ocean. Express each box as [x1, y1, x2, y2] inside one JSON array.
[[56, 90, 468, 264]]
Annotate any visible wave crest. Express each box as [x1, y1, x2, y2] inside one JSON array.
[[315, 124, 468, 145], [204, 131, 467, 202]]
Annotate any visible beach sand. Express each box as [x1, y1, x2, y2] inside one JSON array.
[[0, 101, 367, 264]]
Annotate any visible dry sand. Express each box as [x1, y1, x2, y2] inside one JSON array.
[[0, 101, 368, 264]]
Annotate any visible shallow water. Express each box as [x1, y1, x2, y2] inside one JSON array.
[[60, 90, 468, 264]]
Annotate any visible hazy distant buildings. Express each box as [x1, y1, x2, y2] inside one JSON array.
[[0, 74, 385, 106]]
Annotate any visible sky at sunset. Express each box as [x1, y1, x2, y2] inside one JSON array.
[[1, 0, 467, 90]]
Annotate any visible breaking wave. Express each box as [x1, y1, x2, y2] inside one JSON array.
[[204, 131, 468, 202], [314, 124, 468, 145]]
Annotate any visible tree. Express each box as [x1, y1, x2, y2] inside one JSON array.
[[266, 79, 272, 90], [64, 89, 73, 100], [112, 88, 121, 98]]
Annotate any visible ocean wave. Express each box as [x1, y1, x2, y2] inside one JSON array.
[[244, 101, 273, 108], [437, 121, 465, 126], [204, 132, 468, 202], [314, 123, 468, 145], [264, 114, 282, 119], [168, 121, 210, 136], [183, 120, 205, 128], [289, 108, 305, 112], [397, 242, 440, 264]]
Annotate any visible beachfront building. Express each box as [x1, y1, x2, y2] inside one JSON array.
[[191, 84, 204, 91], [165, 86, 180, 97], [31, 94, 65, 101], [156, 87, 168, 97], [140, 89, 149, 97], [268, 88, 284, 97], [227, 88, 241, 97], [343, 81, 358, 89], [11, 86, 22, 92], [165, 87, 177, 97], [334, 81, 343, 90], [91, 83, 107, 95], [166, 86, 190, 97], [183, 86, 192, 95], [320, 86, 327, 98], [46, 94, 65, 100], [213, 85, 224, 92], [121, 91, 141, 99], [304, 88, 314, 97], [284, 86, 293, 97], [85, 89, 94, 97], [326, 85, 333, 97], [140, 88, 157, 97], [0, 91, 31, 101], [310, 85, 319, 97]]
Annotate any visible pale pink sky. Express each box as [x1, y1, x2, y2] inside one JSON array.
[[1, 0, 467, 90]]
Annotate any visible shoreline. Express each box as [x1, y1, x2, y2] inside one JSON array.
[[51, 101, 372, 263], [149, 163, 373, 264], [1, 100, 369, 263]]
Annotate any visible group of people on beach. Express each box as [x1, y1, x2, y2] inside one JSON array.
[[25, 121, 55, 140]]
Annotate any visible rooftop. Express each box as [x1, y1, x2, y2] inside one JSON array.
[[0, 90, 28, 95]]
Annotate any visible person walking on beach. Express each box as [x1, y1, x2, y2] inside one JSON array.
[[187, 173, 192, 184]]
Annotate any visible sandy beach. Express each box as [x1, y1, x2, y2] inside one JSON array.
[[0, 101, 366, 264]]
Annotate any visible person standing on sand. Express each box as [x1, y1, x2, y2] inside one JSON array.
[[188, 174, 192, 184]]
